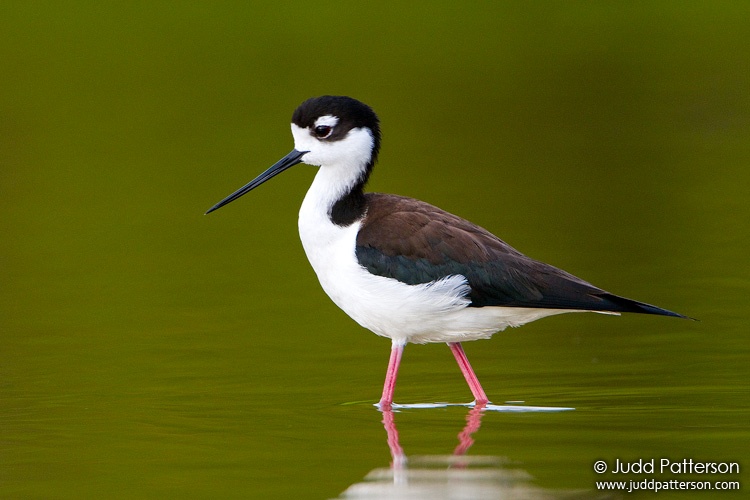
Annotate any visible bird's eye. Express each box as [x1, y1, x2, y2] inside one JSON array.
[[313, 125, 333, 138]]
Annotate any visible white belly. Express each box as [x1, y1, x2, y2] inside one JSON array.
[[298, 187, 578, 345]]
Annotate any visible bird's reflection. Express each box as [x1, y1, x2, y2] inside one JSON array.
[[338, 404, 602, 499], [382, 404, 486, 470]]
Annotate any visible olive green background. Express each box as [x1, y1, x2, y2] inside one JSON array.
[[2, 2, 748, 498]]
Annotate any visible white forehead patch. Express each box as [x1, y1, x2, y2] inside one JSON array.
[[314, 115, 339, 128], [291, 122, 374, 170]]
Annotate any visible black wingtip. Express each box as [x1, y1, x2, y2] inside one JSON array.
[[636, 303, 697, 321], [599, 293, 696, 321]]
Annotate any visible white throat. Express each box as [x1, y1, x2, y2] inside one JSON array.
[[291, 123, 374, 214]]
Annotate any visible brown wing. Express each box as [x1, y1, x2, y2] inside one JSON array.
[[355, 193, 684, 317]]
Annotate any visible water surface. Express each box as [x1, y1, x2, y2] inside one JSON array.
[[2, 3, 748, 498]]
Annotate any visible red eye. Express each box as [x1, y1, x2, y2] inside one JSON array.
[[314, 125, 333, 138]]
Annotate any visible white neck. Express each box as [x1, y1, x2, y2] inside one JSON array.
[[291, 123, 374, 217]]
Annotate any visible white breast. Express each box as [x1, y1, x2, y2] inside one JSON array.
[[297, 167, 579, 345]]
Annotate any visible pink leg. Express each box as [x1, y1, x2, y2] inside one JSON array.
[[448, 342, 489, 405], [378, 342, 404, 410]]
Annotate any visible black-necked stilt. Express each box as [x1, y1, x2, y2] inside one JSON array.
[[207, 95, 688, 409]]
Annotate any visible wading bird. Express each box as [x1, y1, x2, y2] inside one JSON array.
[[207, 96, 687, 409]]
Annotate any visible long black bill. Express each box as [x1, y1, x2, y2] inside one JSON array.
[[205, 149, 307, 214]]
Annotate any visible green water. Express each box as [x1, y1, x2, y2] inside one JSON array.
[[2, 3, 748, 498]]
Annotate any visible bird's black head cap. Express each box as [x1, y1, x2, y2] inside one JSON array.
[[292, 95, 381, 167]]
